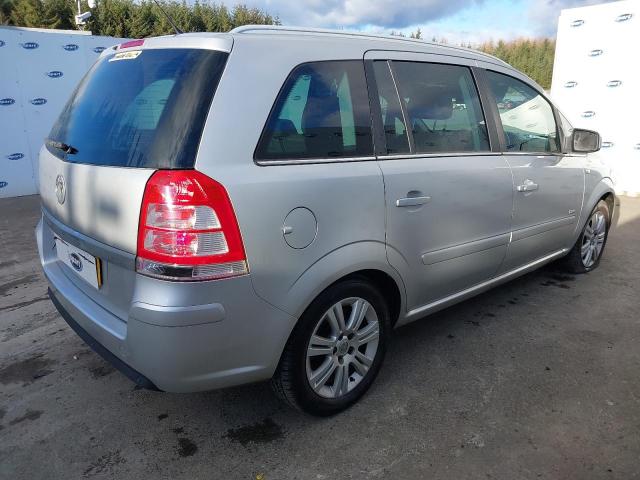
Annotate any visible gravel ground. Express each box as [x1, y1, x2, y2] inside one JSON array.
[[1, 194, 639, 480]]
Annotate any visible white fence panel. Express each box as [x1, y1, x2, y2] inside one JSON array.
[[0, 26, 127, 198], [551, 0, 640, 196]]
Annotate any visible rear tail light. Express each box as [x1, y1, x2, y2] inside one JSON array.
[[136, 170, 248, 281]]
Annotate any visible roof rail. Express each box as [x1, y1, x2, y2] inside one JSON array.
[[231, 25, 379, 37], [229, 25, 507, 66], [231, 25, 451, 47]]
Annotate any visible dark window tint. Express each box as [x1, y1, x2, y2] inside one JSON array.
[[255, 61, 373, 160], [372, 61, 410, 155], [392, 62, 490, 154], [48, 49, 228, 168], [485, 71, 559, 153]]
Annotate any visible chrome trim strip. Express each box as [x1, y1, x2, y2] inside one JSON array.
[[255, 156, 377, 166], [502, 152, 560, 157], [379, 151, 501, 160], [257, 151, 573, 165], [404, 249, 567, 320], [511, 215, 576, 242], [421, 233, 511, 265]]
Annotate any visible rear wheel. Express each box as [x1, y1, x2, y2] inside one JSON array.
[[563, 200, 610, 273], [272, 278, 390, 416]]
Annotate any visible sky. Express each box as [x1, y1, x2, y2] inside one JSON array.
[[241, 0, 612, 45]]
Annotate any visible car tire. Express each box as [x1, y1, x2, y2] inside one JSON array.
[[271, 277, 390, 416], [563, 200, 610, 274]]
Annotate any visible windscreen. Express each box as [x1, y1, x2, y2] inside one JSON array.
[[47, 48, 228, 168]]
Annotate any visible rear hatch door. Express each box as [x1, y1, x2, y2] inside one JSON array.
[[40, 41, 230, 319]]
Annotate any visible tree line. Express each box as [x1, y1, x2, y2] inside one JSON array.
[[478, 38, 556, 89], [1, 1, 555, 89], [0, 0, 278, 37], [395, 31, 555, 89]]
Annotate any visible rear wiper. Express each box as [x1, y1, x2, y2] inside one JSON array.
[[46, 139, 78, 155]]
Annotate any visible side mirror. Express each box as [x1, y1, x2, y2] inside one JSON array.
[[572, 129, 601, 153]]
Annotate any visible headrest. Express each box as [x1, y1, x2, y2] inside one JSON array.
[[406, 83, 455, 120], [301, 94, 341, 130], [272, 118, 298, 135], [488, 78, 509, 101], [308, 76, 336, 98]]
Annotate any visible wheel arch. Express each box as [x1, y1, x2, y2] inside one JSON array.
[[282, 241, 407, 328], [329, 269, 403, 328], [577, 179, 617, 240]]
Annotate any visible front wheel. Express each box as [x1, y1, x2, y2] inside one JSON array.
[[272, 278, 390, 416], [563, 200, 610, 273]]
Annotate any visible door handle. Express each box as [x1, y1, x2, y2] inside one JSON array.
[[516, 180, 539, 192], [396, 196, 431, 207]]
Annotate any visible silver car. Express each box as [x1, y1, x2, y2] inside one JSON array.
[[36, 26, 618, 415]]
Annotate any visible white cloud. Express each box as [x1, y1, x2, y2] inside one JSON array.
[[252, 0, 484, 28], [245, 0, 618, 43], [525, 0, 606, 36]]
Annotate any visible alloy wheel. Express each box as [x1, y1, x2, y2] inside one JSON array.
[[305, 297, 380, 399], [581, 210, 606, 268]]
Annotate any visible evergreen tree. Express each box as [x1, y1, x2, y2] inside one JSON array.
[[4, 0, 556, 90], [41, 0, 73, 29], [129, 0, 156, 38], [478, 37, 556, 89], [1, 0, 15, 24], [10, 0, 43, 27], [6, 0, 276, 35]]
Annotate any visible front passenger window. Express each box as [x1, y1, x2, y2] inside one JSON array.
[[485, 71, 559, 153]]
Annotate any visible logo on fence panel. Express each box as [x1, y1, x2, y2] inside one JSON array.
[[63, 43, 79, 51], [607, 80, 622, 87], [564, 81, 578, 88], [93, 46, 106, 53], [588, 49, 603, 57], [615, 13, 633, 22], [0, 40, 5, 47], [581, 111, 596, 118], [0, 182, 8, 189], [570, 19, 584, 27], [6, 153, 24, 161], [30, 98, 47, 106], [21, 42, 39, 49], [0, 98, 15, 106], [47, 70, 64, 78]]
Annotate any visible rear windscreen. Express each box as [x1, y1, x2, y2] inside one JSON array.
[[47, 48, 228, 168]]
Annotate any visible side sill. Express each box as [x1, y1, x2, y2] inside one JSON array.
[[398, 249, 567, 326]]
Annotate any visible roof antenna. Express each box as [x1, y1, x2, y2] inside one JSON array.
[[150, 0, 183, 35]]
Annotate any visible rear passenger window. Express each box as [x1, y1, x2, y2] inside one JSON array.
[[392, 62, 490, 154], [485, 71, 559, 153], [255, 61, 373, 161], [372, 61, 410, 155]]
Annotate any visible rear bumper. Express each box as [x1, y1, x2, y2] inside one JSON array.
[[48, 288, 160, 391], [37, 216, 297, 393]]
